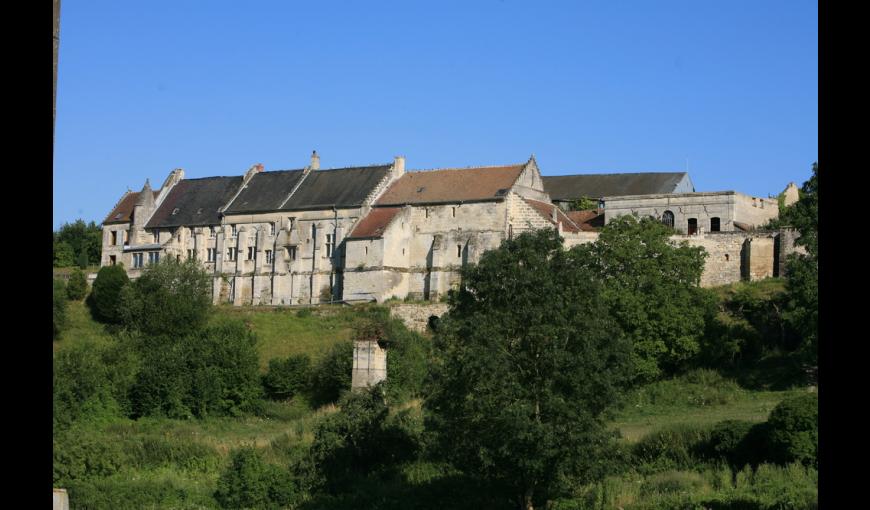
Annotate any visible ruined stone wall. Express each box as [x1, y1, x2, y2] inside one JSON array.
[[351, 340, 387, 389], [733, 192, 779, 229], [389, 303, 449, 333]]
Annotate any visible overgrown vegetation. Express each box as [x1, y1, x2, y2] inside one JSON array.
[[53, 279, 68, 340], [87, 264, 129, 324], [53, 219, 102, 268], [66, 268, 88, 300]]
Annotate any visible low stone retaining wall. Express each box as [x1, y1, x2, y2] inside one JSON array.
[[389, 303, 449, 333]]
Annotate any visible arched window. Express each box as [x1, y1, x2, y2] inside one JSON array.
[[710, 217, 721, 232], [661, 210, 675, 228]]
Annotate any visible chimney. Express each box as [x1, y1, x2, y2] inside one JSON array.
[[310, 150, 320, 170], [551, 205, 558, 223], [243, 163, 264, 185], [393, 155, 405, 177]]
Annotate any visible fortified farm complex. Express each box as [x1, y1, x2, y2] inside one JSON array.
[[100, 152, 803, 305]]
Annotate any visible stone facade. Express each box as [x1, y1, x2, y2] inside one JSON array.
[[389, 303, 450, 333], [101, 153, 796, 303]]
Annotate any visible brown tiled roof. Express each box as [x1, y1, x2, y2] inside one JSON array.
[[565, 210, 605, 232], [103, 189, 160, 224], [522, 198, 582, 233], [347, 207, 402, 239], [376, 164, 525, 206]]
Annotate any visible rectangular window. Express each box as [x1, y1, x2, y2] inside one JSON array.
[[109, 255, 116, 266], [452, 207, 456, 218], [326, 234, 334, 257], [265, 249, 273, 264], [227, 247, 237, 261], [287, 246, 297, 261], [124, 230, 129, 245], [209, 227, 216, 238], [148, 252, 159, 265], [111, 231, 118, 245], [187, 249, 194, 260], [457, 245, 462, 258], [270, 222, 276, 236], [425, 208, 429, 219], [710, 217, 721, 232], [133, 253, 143, 268], [152, 230, 159, 243], [207, 248, 216, 262], [231, 224, 238, 238], [247, 246, 255, 261]]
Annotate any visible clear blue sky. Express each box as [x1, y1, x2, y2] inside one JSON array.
[[53, 0, 817, 229]]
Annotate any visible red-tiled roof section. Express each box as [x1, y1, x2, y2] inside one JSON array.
[[376, 164, 525, 206], [103, 189, 160, 224], [347, 207, 402, 239], [565, 210, 604, 231], [522, 198, 582, 233]]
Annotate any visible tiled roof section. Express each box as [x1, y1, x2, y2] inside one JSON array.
[[146, 176, 244, 228], [376, 164, 525, 206], [281, 165, 392, 211], [565, 210, 605, 232], [522, 198, 582, 233], [347, 207, 403, 239], [543, 172, 688, 201], [223, 169, 306, 214], [103, 189, 160, 224]]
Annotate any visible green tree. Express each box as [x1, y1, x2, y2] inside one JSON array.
[[66, 268, 88, 300], [309, 341, 354, 408], [53, 279, 68, 340], [425, 229, 631, 510], [573, 215, 714, 381], [53, 238, 75, 267], [130, 319, 263, 419], [120, 258, 212, 337], [781, 163, 818, 365], [766, 393, 818, 467], [263, 354, 312, 401], [56, 219, 102, 267], [87, 265, 129, 324]]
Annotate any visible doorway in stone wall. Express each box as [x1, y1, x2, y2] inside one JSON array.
[[688, 218, 698, 235]]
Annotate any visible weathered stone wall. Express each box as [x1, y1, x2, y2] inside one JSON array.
[[351, 340, 387, 389], [390, 303, 449, 333], [746, 236, 775, 281], [603, 192, 737, 234], [681, 232, 746, 287], [733, 192, 779, 229]]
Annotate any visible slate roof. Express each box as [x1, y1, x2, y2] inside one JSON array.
[[543, 172, 689, 201], [103, 189, 160, 225], [522, 198, 582, 233], [376, 164, 525, 206], [223, 169, 306, 214], [280, 165, 392, 211], [145, 176, 244, 228], [347, 207, 403, 239]]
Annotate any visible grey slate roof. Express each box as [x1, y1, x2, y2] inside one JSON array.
[[223, 169, 306, 214], [145, 176, 244, 228], [280, 165, 392, 211], [543, 172, 691, 201]]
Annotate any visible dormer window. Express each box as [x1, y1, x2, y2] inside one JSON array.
[[231, 225, 238, 238]]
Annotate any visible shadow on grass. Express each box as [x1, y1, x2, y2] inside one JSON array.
[[722, 354, 812, 392]]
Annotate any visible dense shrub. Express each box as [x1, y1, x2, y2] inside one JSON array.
[[214, 447, 298, 509], [87, 265, 129, 324], [766, 393, 818, 467], [53, 341, 139, 429], [130, 319, 263, 419], [705, 420, 755, 465], [65, 474, 218, 510], [307, 386, 420, 492], [640, 470, 707, 496], [66, 268, 89, 300], [622, 369, 743, 412], [53, 279, 68, 339], [383, 320, 431, 402], [263, 354, 312, 401], [54, 425, 129, 485], [120, 258, 212, 336], [309, 340, 353, 407], [632, 423, 714, 471]]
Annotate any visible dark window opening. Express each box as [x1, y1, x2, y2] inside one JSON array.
[[457, 245, 462, 258], [710, 217, 721, 232], [110, 231, 117, 245], [688, 218, 698, 235], [109, 255, 116, 266], [725, 253, 730, 262], [661, 210, 675, 228]]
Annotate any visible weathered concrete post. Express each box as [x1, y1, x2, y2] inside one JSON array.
[[351, 340, 387, 390], [53, 488, 69, 510]]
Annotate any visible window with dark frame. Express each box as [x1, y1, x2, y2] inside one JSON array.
[[661, 210, 675, 228], [710, 217, 721, 232]]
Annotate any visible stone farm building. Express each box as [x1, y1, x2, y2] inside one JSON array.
[[100, 152, 801, 304]]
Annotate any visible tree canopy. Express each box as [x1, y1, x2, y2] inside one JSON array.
[[573, 215, 714, 381], [425, 228, 631, 510], [54, 219, 102, 268]]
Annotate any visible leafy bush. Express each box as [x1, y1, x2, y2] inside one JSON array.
[[308, 386, 420, 492], [705, 420, 755, 465], [65, 473, 218, 510], [766, 393, 818, 467], [382, 318, 431, 402], [632, 423, 714, 471], [53, 279, 68, 339], [309, 340, 353, 407], [263, 354, 312, 401], [66, 268, 88, 300], [640, 470, 707, 496], [87, 265, 129, 324], [53, 341, 139, 429], [54, 425, 129, 486], [214, 447, 298, 509], [130, 319, 263, 419], [120, 258, 212, 336], [622, 369, 743, 412]]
